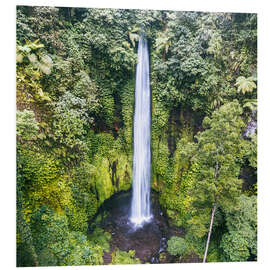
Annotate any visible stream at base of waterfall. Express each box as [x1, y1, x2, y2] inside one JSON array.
[[89, 191, 190, 264]]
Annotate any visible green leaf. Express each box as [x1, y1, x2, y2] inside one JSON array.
[[243, 99, 257, 111], [235, 76, 256, 94]]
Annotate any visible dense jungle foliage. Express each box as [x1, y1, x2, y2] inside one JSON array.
[[16, 6, 257, 266]]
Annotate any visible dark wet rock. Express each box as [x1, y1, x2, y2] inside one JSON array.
[[181, 251, 201, 263], [241, 165, 257, 191], [243, 110, 257, 139], [159, 237, 167, 253], [159, 251, 176, 263], [243, 120, 257, 138], [103, 251, 112, 264], [150, 255, 159, 264]]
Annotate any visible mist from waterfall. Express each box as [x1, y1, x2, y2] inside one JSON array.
[[130, 34, 152, 227]]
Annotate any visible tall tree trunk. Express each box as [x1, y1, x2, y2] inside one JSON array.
[[29, 244, 39, 266], [162, 50, 166, 61], [203, 201, 217, 263]]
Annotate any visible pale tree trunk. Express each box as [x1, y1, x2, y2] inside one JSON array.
[[203, 201, 217, 263], [29, 244, 39, 266]]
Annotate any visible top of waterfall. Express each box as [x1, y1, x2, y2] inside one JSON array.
[[140, 25, 147, 40]]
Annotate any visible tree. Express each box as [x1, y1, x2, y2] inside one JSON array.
[[220, 194, 257, 261], [30, 206, 104, 266], [167, 236, 188, 257], [188, 100, 246, 262], [220, 231, 249, 262], [155, 29, 172, 60]]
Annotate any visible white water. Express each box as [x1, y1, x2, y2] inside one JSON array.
[[130, 35, 152, 227]]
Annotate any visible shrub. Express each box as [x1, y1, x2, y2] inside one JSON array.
[[88, 228, 111, 253], [167, 236, 188, 256], [111, 249, 140, 265]]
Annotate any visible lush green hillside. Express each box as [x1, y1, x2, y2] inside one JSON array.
[[16, 6, 257, 266]]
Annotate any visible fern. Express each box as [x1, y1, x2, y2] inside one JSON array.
[[129, 32, 139, 47], [155, 30, 171, 55], [128, 25, 140, 47], [235, 76, 256, 94], [243, 99, 257, 111]]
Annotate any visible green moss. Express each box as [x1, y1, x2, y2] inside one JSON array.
[[121, 79, 135, 151], [66, 206, 89, 234], [87, 132, 132, 206], [153, 129, 197, 227], [93, 154, 132, 205], [94, 156, 114, 204]]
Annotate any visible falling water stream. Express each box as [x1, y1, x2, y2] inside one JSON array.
[[130, 34, 152, 227]]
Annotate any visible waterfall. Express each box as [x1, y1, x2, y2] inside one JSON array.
[[130, 34, 152, 227]]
